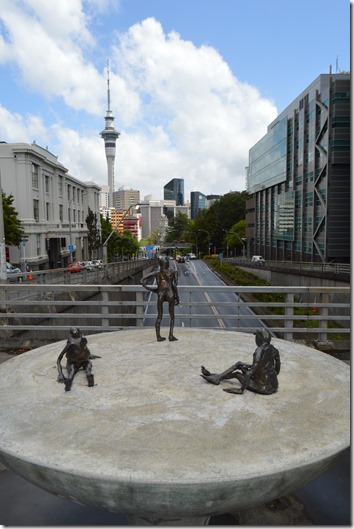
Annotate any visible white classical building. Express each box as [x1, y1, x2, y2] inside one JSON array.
[[0, 141, 101, 270]]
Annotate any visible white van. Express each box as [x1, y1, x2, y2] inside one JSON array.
[[251, 255, 265, 265]]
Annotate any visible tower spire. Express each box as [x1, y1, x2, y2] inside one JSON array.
[[107, 59, 111, 112], [100, 60, 120, 208]]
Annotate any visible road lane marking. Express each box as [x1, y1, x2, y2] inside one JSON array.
[[187, 262, 225, 328]]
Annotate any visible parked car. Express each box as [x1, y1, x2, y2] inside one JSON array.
[[186, 253, 197, 260], [176, 255, 186, 263], [91, 260, 103, 269], [66, 261, 83, 273], [6, 262, 23, 282], [81, 261, 96, 271], [251, 255, 265, 265]]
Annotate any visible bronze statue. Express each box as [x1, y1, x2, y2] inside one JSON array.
[[57, 327, 100, 391], [201, 329, 280, 395], [140, 254, 179, 342]]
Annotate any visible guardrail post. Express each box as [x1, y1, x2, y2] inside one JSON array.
[[285, 293, 294, 342], [101, 290, 109, 331], [189, 289, 193, 327], [319, 293, 329, 342], [136, 290, 144, 327]]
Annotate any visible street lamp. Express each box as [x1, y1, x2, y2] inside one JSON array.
[[222, 229, 229, 258], [102, 203, 142, 264], [198, 229, 211, 255], [232, 232, 246, 258]]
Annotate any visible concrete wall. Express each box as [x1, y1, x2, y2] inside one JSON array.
[[238, 265, 350, 320]]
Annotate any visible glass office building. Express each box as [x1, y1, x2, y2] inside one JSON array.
[[190, 191, 207, 220], [164, 178, 184, 206], [247, 73, 350, 263]]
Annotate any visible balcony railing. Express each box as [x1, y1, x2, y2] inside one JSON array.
[[0, 284, 349, 349]]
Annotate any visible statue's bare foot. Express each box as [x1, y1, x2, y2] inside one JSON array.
[[223, 387, 243, 394], [200, 374, 221, 385], [157, 336, 166, 342], [64, 379, 72, 392], [201, 365, 211, 376], [169, 335, 178, 341]]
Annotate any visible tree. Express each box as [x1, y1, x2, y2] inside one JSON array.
[[100, 214, 140, 262], [164, 212, 193, 243], [147, 229, 162, 245], [117, 230, 140, 258], [227, 220, 247, 256], [194, 191, 249, 254], [100, 214, 118, 262], [2, 192, 24, 247], [85, 207, 101, 259]]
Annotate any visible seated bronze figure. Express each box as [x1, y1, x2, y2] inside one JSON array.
[[140, 254, 179, 342], [201, 329, 280, 395], [57, 327, 100, 391]]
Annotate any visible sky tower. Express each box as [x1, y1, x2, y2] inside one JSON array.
[[100, 61, 120, 208]]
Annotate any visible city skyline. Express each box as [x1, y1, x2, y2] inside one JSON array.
[[0, 0, 350, 201]]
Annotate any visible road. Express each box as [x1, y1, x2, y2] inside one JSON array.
[[143, 259, 263, 331]]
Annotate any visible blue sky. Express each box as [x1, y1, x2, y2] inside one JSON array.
[[0, 0, 350, 202]]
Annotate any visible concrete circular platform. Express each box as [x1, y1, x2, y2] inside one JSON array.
[[0, 329, 350, 525]]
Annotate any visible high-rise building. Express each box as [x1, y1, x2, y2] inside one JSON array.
[[113, 187, 140, 211], [99, 186, 110, 209], [164, 178, 184, 206], [247, 73, 350, 263], [139, 199, 190, 240], [190, 191, 207, 220], [100, 63, 120, 208]]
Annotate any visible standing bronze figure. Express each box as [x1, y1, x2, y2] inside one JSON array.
[[140, 254, 179, 342], [201, 329, 280, 395], [57, 327, 100, 391]]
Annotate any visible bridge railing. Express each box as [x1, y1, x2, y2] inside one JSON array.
[[0, 284, 349, 348], [7, 259, 152, 285], [226, 258, 350, 275]]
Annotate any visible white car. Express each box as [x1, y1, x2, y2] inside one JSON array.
[[81, 261, 96, 271], [186, 253, 197, 260], [6, 262, 23, 282], [91, 260, 103, 269], [251, 255, 265, 265]]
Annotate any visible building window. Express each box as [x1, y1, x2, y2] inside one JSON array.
[[58, 176, 63, 196], [45, 175, 50, 193], [46, 202, 50, 221], [33, 199, 39, 222], [32, 164, 39, 189], [36, 234, 41, 256], [59, 204, 63, 222]]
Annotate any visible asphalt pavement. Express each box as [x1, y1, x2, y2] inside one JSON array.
[[0, 351, 350, 526]]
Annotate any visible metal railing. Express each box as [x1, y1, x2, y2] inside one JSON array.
[[0, 284, 349, 347], [7, 259, 152, 285], [227, 258, 350, 275]]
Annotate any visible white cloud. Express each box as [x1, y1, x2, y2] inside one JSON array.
[[0, 106, 48, 143], [109, 17, 277, 196], [0, 4, 278, 201]]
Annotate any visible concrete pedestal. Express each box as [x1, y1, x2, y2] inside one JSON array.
[[0, 329, 349, 525]]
